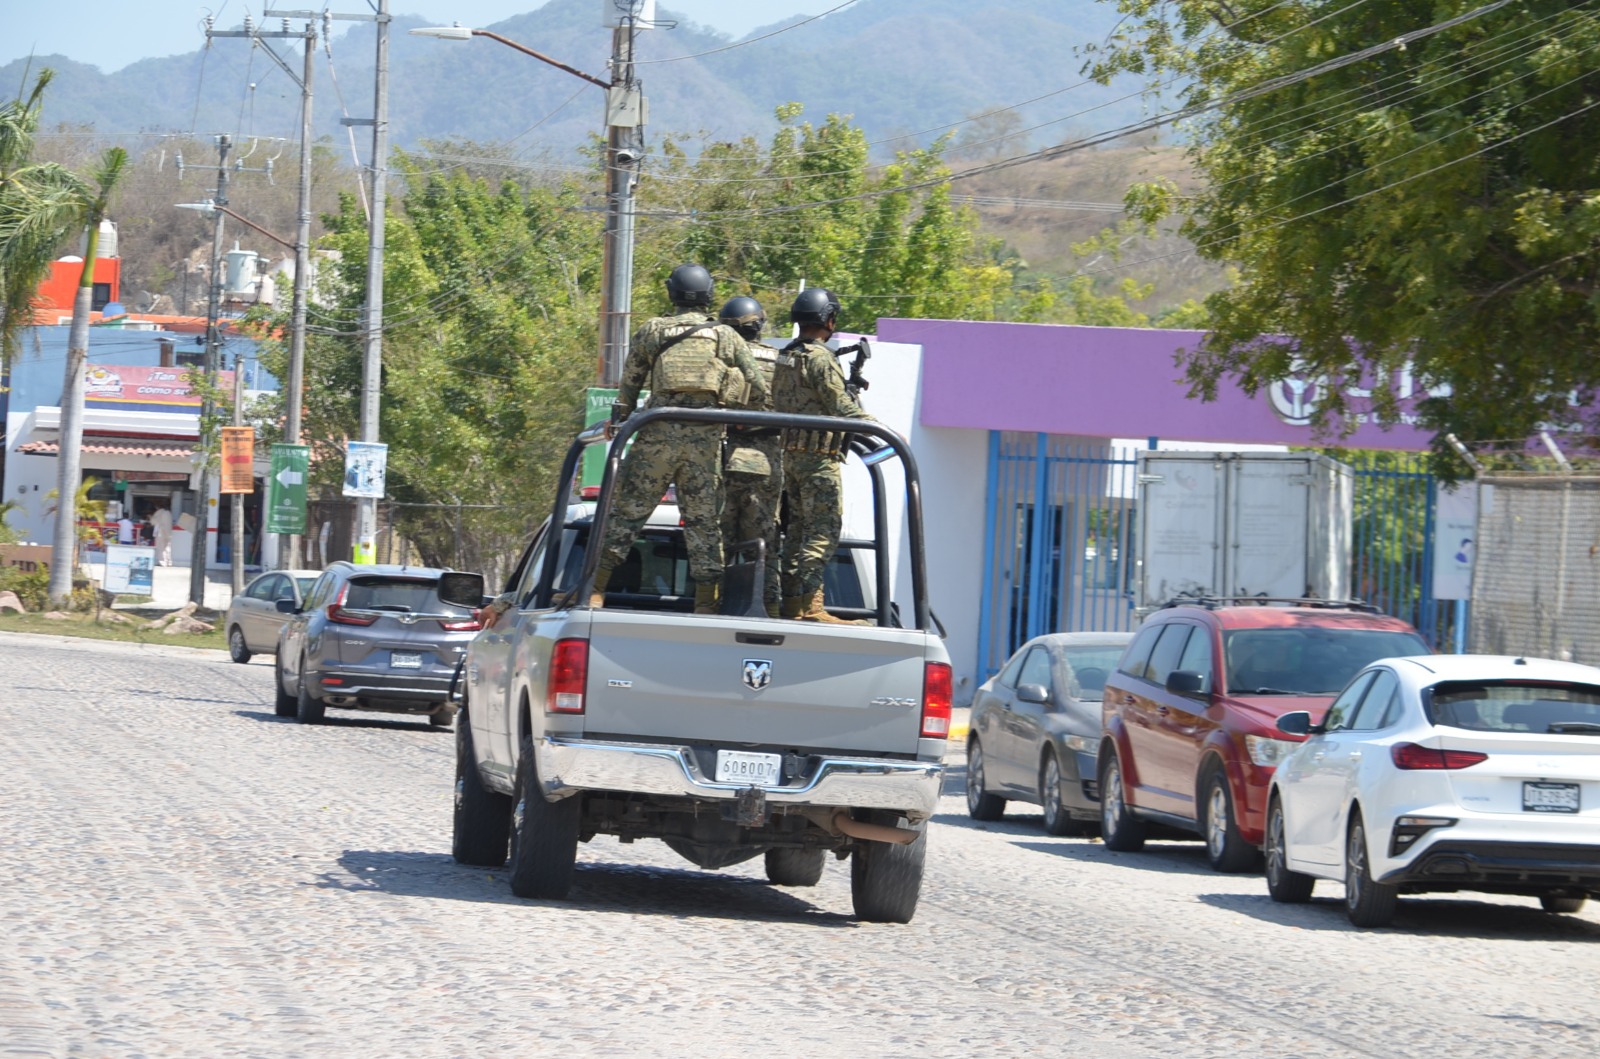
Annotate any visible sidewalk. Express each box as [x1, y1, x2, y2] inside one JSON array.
[[85, 559, 236, 612]]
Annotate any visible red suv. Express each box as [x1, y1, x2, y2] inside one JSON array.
[[1098, 600, 1429, 872]]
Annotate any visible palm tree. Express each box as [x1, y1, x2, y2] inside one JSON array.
[[0, 69, 89, 367], [46, 147, 128, 604]]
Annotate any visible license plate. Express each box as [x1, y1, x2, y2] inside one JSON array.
[[715, 750, 782, 786], [390, 651, 422, 670], [1524, 781, 1581, 814]]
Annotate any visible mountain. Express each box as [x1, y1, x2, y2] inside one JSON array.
[[6, 0, 1143, 158]]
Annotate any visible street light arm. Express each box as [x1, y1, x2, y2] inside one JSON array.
[[471, 29, 612, 89], [176, 201, 297, 250]]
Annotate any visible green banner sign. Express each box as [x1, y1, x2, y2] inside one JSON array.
[[581, 387, 617, 490], [266, 443, 310, 535]]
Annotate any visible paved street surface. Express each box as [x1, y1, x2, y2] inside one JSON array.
[[4, 630, 1599, 1058]]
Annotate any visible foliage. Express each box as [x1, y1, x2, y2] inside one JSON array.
[[253, 158, 602, 579], [0, 563, 50, 610], [45, 476, 108, 547], [0, 498, 20, 546], [1085, 1, 1600, 464]]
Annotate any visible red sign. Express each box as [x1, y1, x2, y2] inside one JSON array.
[[220, 427, 255, 494], [84, 364, 234, 413]]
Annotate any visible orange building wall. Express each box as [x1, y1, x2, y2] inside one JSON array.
[[35, 257, 121, 312]]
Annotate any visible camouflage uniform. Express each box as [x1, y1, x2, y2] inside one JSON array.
[[773, 338, 873, 598], [720, 342, 785, 609], [597, 311, 768, 586]]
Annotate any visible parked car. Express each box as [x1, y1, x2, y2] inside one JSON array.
[[1098, 599, 1430, 871], [224, 569, 320, 663], [273, 562, 484, 727], [966, 631, 1134, 835], [1267, 654, 1600, 927]]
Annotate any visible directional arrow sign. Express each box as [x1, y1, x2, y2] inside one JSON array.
[[267, 444, 310, 535]]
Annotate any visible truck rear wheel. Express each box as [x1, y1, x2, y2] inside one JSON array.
[[452, 714, 511, 867], [765, 847, 826, 887], [849, 812, 926, 923], [508, 732, 580, 900]]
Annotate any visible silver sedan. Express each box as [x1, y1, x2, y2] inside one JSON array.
[[224, 569, 320, 663]]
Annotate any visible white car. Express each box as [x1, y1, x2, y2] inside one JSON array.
[[1265, 654, 1600, 927]]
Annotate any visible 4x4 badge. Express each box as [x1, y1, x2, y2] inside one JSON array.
[[742, 659, 772, 691]]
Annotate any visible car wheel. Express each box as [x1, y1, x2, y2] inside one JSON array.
[[429, 706, 454, 729], [272, 656, 297, 718], [1202, 768, 1262, 873], [764, 847, 826, 887], [1040, 751, 1085, 837], [1264, 794, 1315, 903], [508, 731, 581, 900], [965, 737, 1006, 821], [1540, 895, 1587, 914], [1344, 809, 1399, 928], [227, 625, 251, 664], [295, 664, 325, 725], [849, 811, 926, 923], [1098, 751, 1147, 852], [451, 712, 512, 867]]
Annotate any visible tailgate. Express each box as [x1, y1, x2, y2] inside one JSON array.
[[584, 611, 932, 754]]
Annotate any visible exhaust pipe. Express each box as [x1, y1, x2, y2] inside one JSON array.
[[833, 810, 919, 845]]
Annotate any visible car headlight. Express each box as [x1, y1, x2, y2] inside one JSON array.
[[1062, 734, 1095, 754], [1244, 734, 1297, 768]]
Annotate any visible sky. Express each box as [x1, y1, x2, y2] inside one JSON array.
[[1, 1, 837, 73]]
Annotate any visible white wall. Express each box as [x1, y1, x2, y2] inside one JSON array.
[[837, 338, 988, 705]]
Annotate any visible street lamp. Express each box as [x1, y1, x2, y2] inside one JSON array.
[[410, 17, 647, 385]]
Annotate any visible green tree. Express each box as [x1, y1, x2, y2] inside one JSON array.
[[1086, 1, 1600, 462]]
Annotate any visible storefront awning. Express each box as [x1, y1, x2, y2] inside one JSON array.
[[19, 438, 196, 458]]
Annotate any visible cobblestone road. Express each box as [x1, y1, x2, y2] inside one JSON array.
[[4, 630, 1599, 1058]]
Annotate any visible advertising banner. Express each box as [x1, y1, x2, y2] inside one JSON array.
[[266, 444, 309, 535], [342, 441, 388, 499], [1432, 484, 1479, 600], [220, 427, 255, 494], [104, 544, 155, 595], [83, 365, 234, 414]]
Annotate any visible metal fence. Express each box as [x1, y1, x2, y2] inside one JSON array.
[[977, 436, 1458, 679]]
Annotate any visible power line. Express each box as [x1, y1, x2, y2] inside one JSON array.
[[632, 1, 861, 64]]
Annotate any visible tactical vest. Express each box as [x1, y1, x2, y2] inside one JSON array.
[[650, 322, 727, 397], [775, 341, 847, 458]]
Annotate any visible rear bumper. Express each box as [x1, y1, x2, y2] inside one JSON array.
[[1380, 840, 1600, 891], [316, 668, 454, 704], [535, 737, 944, 815]]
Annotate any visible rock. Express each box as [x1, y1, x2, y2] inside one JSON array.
[[164, 616, 215, 635], [98, 611, 133, 625], [43, 611, 72, 620], [0, 591, 23, 615]]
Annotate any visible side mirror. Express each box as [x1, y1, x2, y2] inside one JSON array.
[[1166, 670, 1207, 697], [1016, 682, 1052, 706], [1276, 711, 1313, 737], [437, 571, 487, 609], [275, 598, 298, 614]]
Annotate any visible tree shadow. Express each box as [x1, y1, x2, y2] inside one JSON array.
[[1196, 890, 1600, 940], [315, 849, 858, 927], [232, 709, 448, 733]]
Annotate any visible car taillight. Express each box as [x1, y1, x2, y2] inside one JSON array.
[[1391, 743, 1488, 770], [547, 637, 588, 714], [325, 585, 375, 626], [440, 617, 482, 631], [921, 662, 952, 738]]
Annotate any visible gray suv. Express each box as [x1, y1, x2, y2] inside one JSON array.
[[273, 562, 484, 727]]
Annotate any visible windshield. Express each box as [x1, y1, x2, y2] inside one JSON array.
[[1426, 681, 1600, 733], [1060, 646, 1128, 700], [294, 576, 317, 596], [1223, 627, 1429, 695]]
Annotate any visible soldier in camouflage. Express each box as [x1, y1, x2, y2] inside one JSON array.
[[774, 288, 874, 624], [716, 296, 785, 618], [591, 264, 769, 614]]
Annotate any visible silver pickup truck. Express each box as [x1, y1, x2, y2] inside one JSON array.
[[440, 407, 950, 923]]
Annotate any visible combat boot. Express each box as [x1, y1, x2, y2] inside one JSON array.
[[693, 580, 722, 615], [588, 563, 615, 609], [796, 587, 870, 626], [780, 595, 805, 619], [764, 599, 782, 619]]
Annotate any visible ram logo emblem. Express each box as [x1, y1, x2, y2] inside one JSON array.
[[742, 659, 772, 691]]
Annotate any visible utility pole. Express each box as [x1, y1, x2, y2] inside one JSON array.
[[354, 0, 391, 564], [209, 14, 318, 571], [599, 8, 646, 385], [189, 134, 230, 607]]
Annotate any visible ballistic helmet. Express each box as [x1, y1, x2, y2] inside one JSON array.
[[789, 287, 840, 327], [718, 296, 766, 340], [665, 263, 715, 308]]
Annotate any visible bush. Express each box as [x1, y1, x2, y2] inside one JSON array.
[[0, 564, 51, 611]]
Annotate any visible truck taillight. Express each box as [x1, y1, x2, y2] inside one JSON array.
[[548, 638, 588, 714], [1391, 743, 1488, 770], [326, 585, 375, 626], [921, 662, 952, 738]]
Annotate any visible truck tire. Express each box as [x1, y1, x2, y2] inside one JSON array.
[[508, 732, 581, 900], [273, 656, 297, 718], [429, 705, 454, 729], [295, 665, 325, 725], [1098, 751, 1147, 852], [1202, 767, 1261, 873], [965, 737, 1006, 821], [849, 812, 926, 923], [1541, 896, 1587, 914], [452, 714, 511, 867], [765, 847, 826, 887], [228, 625, 251, 664]]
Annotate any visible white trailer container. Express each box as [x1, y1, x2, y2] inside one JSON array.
[[1136, 451, 1353, 608]]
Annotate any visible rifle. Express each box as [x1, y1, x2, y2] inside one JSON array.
[[833, 336, 871, 402]]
